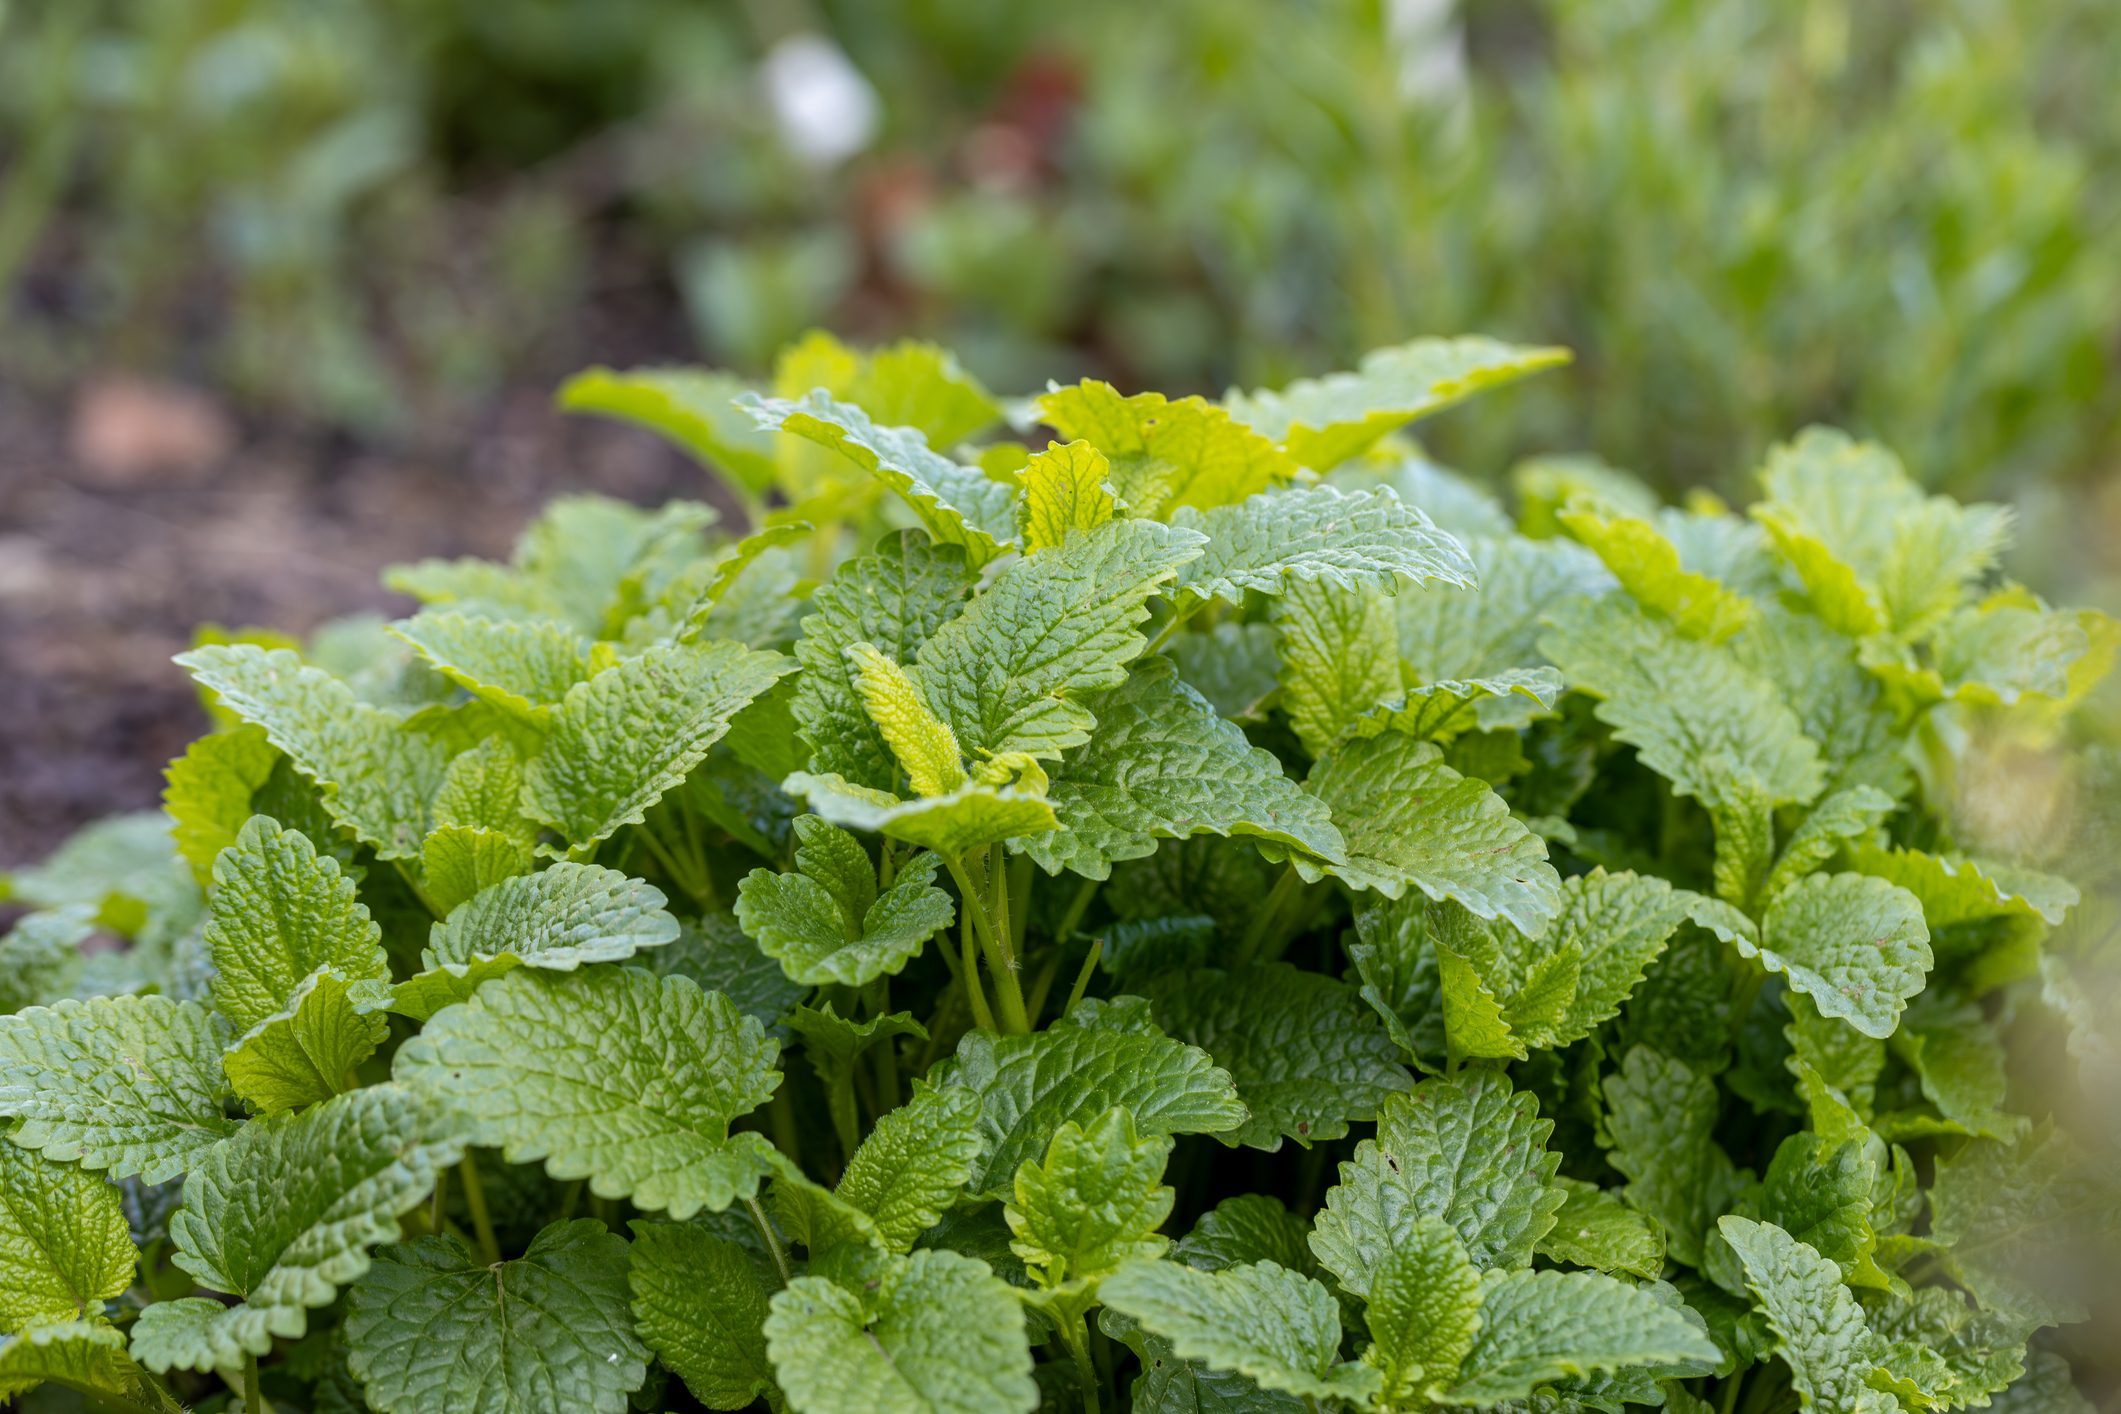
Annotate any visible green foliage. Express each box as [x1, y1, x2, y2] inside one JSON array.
[[3, 336, 2114, 1411]]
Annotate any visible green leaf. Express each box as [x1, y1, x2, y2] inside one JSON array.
[[1751, 427, 2011, 639], [557, 366, 778, 493], [1733, 603, 1910, 800], [1298, 732, 1562, 936], [1765, 786, 1899, 901], [0, 1321, 165, 1407], [1540, 595, 1824, 810], [1172, 485, 1476, 609], [784, 772, 1059, 855], [1099, 1259, 1380, 1404], [1039, 381, 1298, 518], [1169, 619, 1281, 720], [743, 390, 1018, 562], [914, 518, 1206, 762], [1360, 1216, 1482, 1406], [1928, 1127, 2098, 1326], [523, 639, 794, 851], [835, 338, 1004, 447], [1310, 1069, 1564, 1295], [1142, 963, 1410, 1151], [628, 1221, 775, 1411], [791, 531, 977, 792], [736, 818, 954, 986], [1397, 534, 1613, 688], [222, 967, 391, 1115], [175, 645, 453, 858], [388, 611, 592, 721], [395, 863, 679, 1021], [785, 1004, 927, 1171], [1175, 1195, 1317, 1277], [1535, 1178, 1667, 1280], [1547, 869, 1698, 1042], [1225, 337, 1571, 472], [133, 1083, 460, 1371], [1865, 594, 2101, 707], [1750, 873, 1931, 1040], [1557, 498, 1753, 641], [394, 967, 783, 1219], [1005, 1104, 1173, 1288], [939, 1021, 1246, 1199], [846, 641, 967, 795], [418, 824, 535, 915], [345, 1220, 649, 1414], [1752, 1133, 1887, 1289], [163, 725, 279, 888], [1016, 657, 1344, 880], [1717, 1216, 1887, 1410], [835, 1084, 985, 1252], [1016, 439, 1120, 552], [1273, 578, 1401, 757], [649, 911, 808, 1033], [0, 1142, 137, 1328], [1438, 1268, 1718, 1405], [204, 816, 389, 1033], [1348, 668, 1565, 744], [764, 1248, 1039, 1414], [1601, 1047, 1744, 1267], [1988, 1351, 2094, 1414], [0, 995, 238, 1182], [0, 907, 96, 1014]]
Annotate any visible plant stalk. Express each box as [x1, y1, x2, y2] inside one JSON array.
[[746, 1195, 794, 1289], [458, 1154, 501, 1265], [945, 851, 1031, 1032]]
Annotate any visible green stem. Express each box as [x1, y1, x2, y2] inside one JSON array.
[[429, 1164, 450, 1235], [1062, 939, 1104, 1019], [1053, 876, 1101, 943], [768, 1089, 803, 1170], [1025, 947, 1066, 1029], [959, 913, 997, 1032], [1008, 851, 1034, 954], [945, 852, 1031, 1033], [557, 1178, 586, 1223], [1059, 1312, 1100, 1414], [242, 1352, 273, 1414], [1719, 1375, 1744, 1414], [746, 1196, 794, 1289], [392, 859, 448, 920], [458, 1154, 501, 1265], [988, 846, 1014, 967], [865, 979, 902, 1113], [638, 817, 713, 910], [1143, 600, 1203, 656], [1235, 865, 1304, 966]]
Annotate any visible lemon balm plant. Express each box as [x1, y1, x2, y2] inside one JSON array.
[[1, 333, 2114, 1412]]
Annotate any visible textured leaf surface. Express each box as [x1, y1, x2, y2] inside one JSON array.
[[835, 1085, 984, 1252], [1273, 577, 1401, 757], [1007, 1106, 1174, 1281], [914, 518, 1205, 761], [1040, 381, 1297, 517], [1225, 338, 1569, 471], [745, 390, 1019, 561], [137, 1084, 459, 1370], [629, 1221, 774, 1410], [1601, 1047, 1742, 1267], [1440, 1269, 1717, 1404], [1018, 658, 1343, 880], [1361, 1216, 1482, 1406], [0, 1321, 160, 1406], [1397, 535, 1613, 686], [1100, 1259, 1379, 1404], [523, 640, 794, 850], [1540, 595, 1824, 809], [1310, 1070, 1563, 1295], [737, 822, 954, 986], [346, 1220, 648, 1414], [1172, 485, 1475, 607], [394, 967, 782, 1219], [846, 642, 966, 795], [205, 816, 388, 1035], [427, 863, 678, 971], [176, 645, 451, 858], [1348, 668, 1565, 743], [389, 611, 591, 720], [163, 725, 279, 887], [764, 1248, 1038, 1414], [1016, 439, 1119, 551], [1558, 499, 1752, 640], [1300, 733, 1562, 936], [791, 532, 976, 791], [941, 1023, 1245, 1199], [1753, 873, 1931, 1039], [1536, 1179, 1666, 1280], [0, 1143, 136, 1328], [786, 769, 1058, 854], [222, 966, 390, 1114], [1718, 1216, 1882, 1410], [1144, 964, 1410, 1151], [0, 995, 238, 1182]]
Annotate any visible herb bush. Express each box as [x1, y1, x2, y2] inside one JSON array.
[[2, 335, 2114, 1412]]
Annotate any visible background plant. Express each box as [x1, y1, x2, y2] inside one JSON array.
[[2, 334, 2115, 1410]]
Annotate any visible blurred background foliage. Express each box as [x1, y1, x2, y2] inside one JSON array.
[[3, 0, 2116, 518]]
